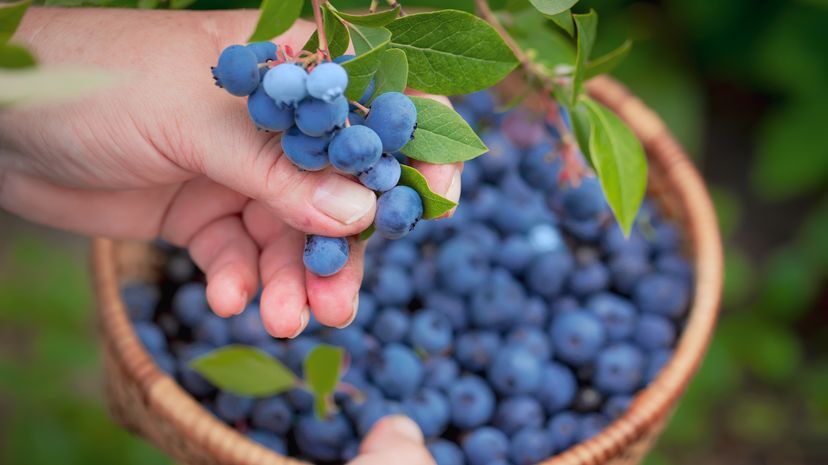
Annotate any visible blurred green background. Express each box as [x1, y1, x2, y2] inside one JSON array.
[[2, 0, 827, 464]]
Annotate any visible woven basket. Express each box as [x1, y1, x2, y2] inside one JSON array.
[[92, 76, 723, 465]]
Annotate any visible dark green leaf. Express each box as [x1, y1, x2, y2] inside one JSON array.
[[582, 97, 647, 235], [528, 0, 577, 16], [571, 10, 597, 105], [304, 345, 343, 396], [370, 48, 408, 101], [0, 0, 30, 45], [400, 96, 488, 164], [547, 10, 574, 36], [341, 25, 390, 100], [169, 0, 196, 9], [387, 10, 518, 95], [358, 224, 376, 241], [569, 101, 592, 165], [348, 24, 391, 54], [190, 345, 297, 397], [330, 5, 400, 27], [507, 8, 574, 73], [248, 0, 304, 42], [303, 4, 350, 57], [585, 39, 631, 78], [398, 165, 457, 219], [0, 44, 35, 69]]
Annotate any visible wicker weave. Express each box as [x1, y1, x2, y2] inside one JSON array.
[[92, 76, 723, 465]]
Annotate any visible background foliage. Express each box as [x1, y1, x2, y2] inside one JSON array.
[[1, 0, 827, 464]]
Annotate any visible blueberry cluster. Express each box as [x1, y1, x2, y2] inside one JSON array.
[[123, 90, 693, 465], [212, 45, 425, 277]]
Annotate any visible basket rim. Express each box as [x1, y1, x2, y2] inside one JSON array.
[[91, 75, 723, 465]]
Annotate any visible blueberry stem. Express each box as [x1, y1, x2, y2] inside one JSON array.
[[312, 0, 330, 60], [350, 100, 370, 114]]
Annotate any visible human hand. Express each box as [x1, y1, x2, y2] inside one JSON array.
[[350, 416, 436, 465], [0, 7, 462, 337]]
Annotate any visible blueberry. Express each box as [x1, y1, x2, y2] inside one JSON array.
[[455, 102, 479, 130], [348, 110, 366, 126], [332, 54, 375, 105], [462, 427, 509, 465], [354, 397, 404, 435], [153, 352, 176, 376], [520, 141, 562, 191], [172, 282, 209, 327], [375, 186, 424, 240], [228, 303, 270, 344], [251, 397, 292, 434], [352, 291, 377, 328], [307, 62, 348, 103], [608, 252, 650, 295], [510, 427, 553, 465], [409, 309, 453, 354], [551, 295, 579, 315], [561, 177, 607, 220], [594, 343, 645, 395], [403, 388, 451, 437], [371, 264, 414, 306], [655, 252, 693, 282], [455, 331, 500, 372], [176, 343, 215, 397], [413, 259, 438, 297], [280, 126, 331, 171], [568, 261, 610, 297], [494, 396, 544, 435], [562, 217, 604, 242], [577, 413, 609, 442], [461, 159, 482, 192], [459, 222, 499, 251], [520, 297, 550, 327], [134, 321, 166, 354], [470, 268, 525, 330], [215, 391, 254, 423], [603, 394, 632, 420], [245, 41, 278, 62], [328, 125, 383, 174], [358, 153, 401, 192], [286, 387, 314, 413], [323, 326, 367, 359], [550, 310, 607, 366], [247, 84, 294, 131], [449, 375, 495, 429], [645, 349, 672, 383], [303, 235, 349, 277], [495, 234, 535, 272], [428, 439, 464, 465], [212, 45, 259, 96], [381, 239, 418, 267], [194, 314, 230, 347], [341, 440, 360, 461], [488, 345, 542, 395], [587, 292, 637, 342], [467, 185, 501, 221], [255, 340, 286, 360], [651, 221, 681, 252], [478, 131, 519, 181], [369, 343, 423, 399], [370, 307, 410, 344], [602, 225, 649, 257], [634, 313, 676, 350], [294, 96, 349, 136], [547, 411, 579, 451], [502, 110, 546, 148], [285, 335, 321, 374], [633, 274, 691, 317], [263, 63, 308, 107], [527, 250, 574, 299], [527, 223, 565, 254], [121, 282, 160, 321], [247, 429, 288, 455], [365, 92, 417, 152], [423, 356, 459, 390], [506, 326, 552, 360], [294, 412, 353, 462], [536, 362, 577, 413], [465, 90, 495, 117]]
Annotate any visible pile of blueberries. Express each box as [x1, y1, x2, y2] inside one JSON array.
[[212, 43, 425, 277], [123, 89, 693, 465]]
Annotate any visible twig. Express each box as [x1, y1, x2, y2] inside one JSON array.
[[350, 100, 370, 114], [312, 0, 330, 59]]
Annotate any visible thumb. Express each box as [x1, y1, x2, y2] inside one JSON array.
[[349, 416, 436, 465]]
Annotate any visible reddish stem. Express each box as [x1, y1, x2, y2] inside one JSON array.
[[312, 0, 330, 60]]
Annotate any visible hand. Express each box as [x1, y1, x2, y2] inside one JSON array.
[[0, 8, 462, 337], [351, 416, 436, 465]]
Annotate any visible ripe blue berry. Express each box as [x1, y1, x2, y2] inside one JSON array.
[[495, 234, 535, 272], [375, 186, 424, 240], [371, 264, 414, 306], [568, 261, 610, 297], [510, 427, 553, 465], [633, 273, 691, 317], [247, 84, 294, 131], [228, 303, 270, 345], [307, 62, 349, 103], [381, 239, 418, 267], [295, 96, 349, 136], [121, 282, 160, 321], [449, 375, 495, 429], [645, 349, 672, 383], [634, 313, 676, 350], [176, 343, 215, 397], [194, 314, 230, 347], [470, 268, 525, 330], [436, 238, 490, 295], [587, 292, 638, 342], [365, 92, 417, 152], [303, 235, 349, 277], [324, 326, 368, 359], [562, 177, 607, 220], [494, 396, 544, 435], [423, 356, 459, 390], [550, 310, 607, 366], [215, 391, 254, 423], [328, 125, 383, 174], [245, 41, 278, 63], [603, 394, 632, 420], [370, 307, 410, 344], [358, 153, 401, 192], [577, 413, 609, 442], [247, 430, 288, 455], [594, 343, 645, 395], [333, 54, 375, 104], [294, 412, 353, 462], [354, 397, 404, 435], [251, 397, 292, 434], [608, 252, 651, 295], [547, 411, 579, 451], [402, 388, 450, 437], [428, 439, 464, 465], [479, 131, 519, 180], [536, 362, 577, 413], [352, 291, 377, 328], [462, 427, 509, 465], [263, 63, 308, 107], [172, 282, 209, 327], [134, 321, 166, 354], [409, 308, 453, 354], [280, 126, 331, 171], [369, 343, 423, 399], [520, 141, 562, 191], [506, 326, 552, 360], [527, 250, 575, 299], [212, 45, 260, 96], [488, 345, 542, 395], [455, 330, 500, 372], [424, 292, 468, 331]]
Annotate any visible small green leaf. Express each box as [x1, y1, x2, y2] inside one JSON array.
[[330, 5, 400, 27], [248, 0, 304, 42], [401, 96, 488, 164], [582, 97, 647, 235], [387, 10, 518, 95], [0, 44, 35, 69], [303, 4, 350, 57], [341, 25, 390, 100], [571, 10, 598, 106], [0, 0, 30, 45], [528, 0, 578, 16], [169, 0, 196, 9], [507, 8, 574, 74], [370, 48, 408, 102], [304, 345, 344, 396], [548, 10, 574, 36], [0, 67, 116, 108], [569, 101, 592, 164], [584, 39, 632, 79], [348, 24, 392, 54], [398, 165, 457, 219], [358, 224, 376, 241], [190, 345, 297, 397]]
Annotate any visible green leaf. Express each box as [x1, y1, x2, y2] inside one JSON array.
[[169, 0, 196, 9], [398, 165, 457, 219], [303, 4, 350, 57], [0, 0, 30, 45], [400, 96, 487, 164], [330, 5, 400, 27], [0, 43, 35, 69], [547, 10, 574, 36], [190, 345, 297, 397], [304, 345, 343, 419], [0, 67, 116, 108], [370, 48, 408, 101], [582, 97, 647, 235], [506, 8, 574, 74], [527, 0, 578, 16], [569, 101, 592, 164], [584, 39, 631, 79], [341, 25, 390, 100], [248, 0, 304, 42], [387, 10, 518, 95], [358, 224, 376, 241], [571, 10, 597, 106]]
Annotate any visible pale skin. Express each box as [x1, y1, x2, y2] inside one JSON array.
[[0, 7, 461, 341]]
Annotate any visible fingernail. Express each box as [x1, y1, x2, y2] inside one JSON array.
[[384, 416, 423, 443], [313, 174, 376, 225], [445, 168, 462, 203], [289, 306, 310, 339], [336, 294, 360, 329]]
